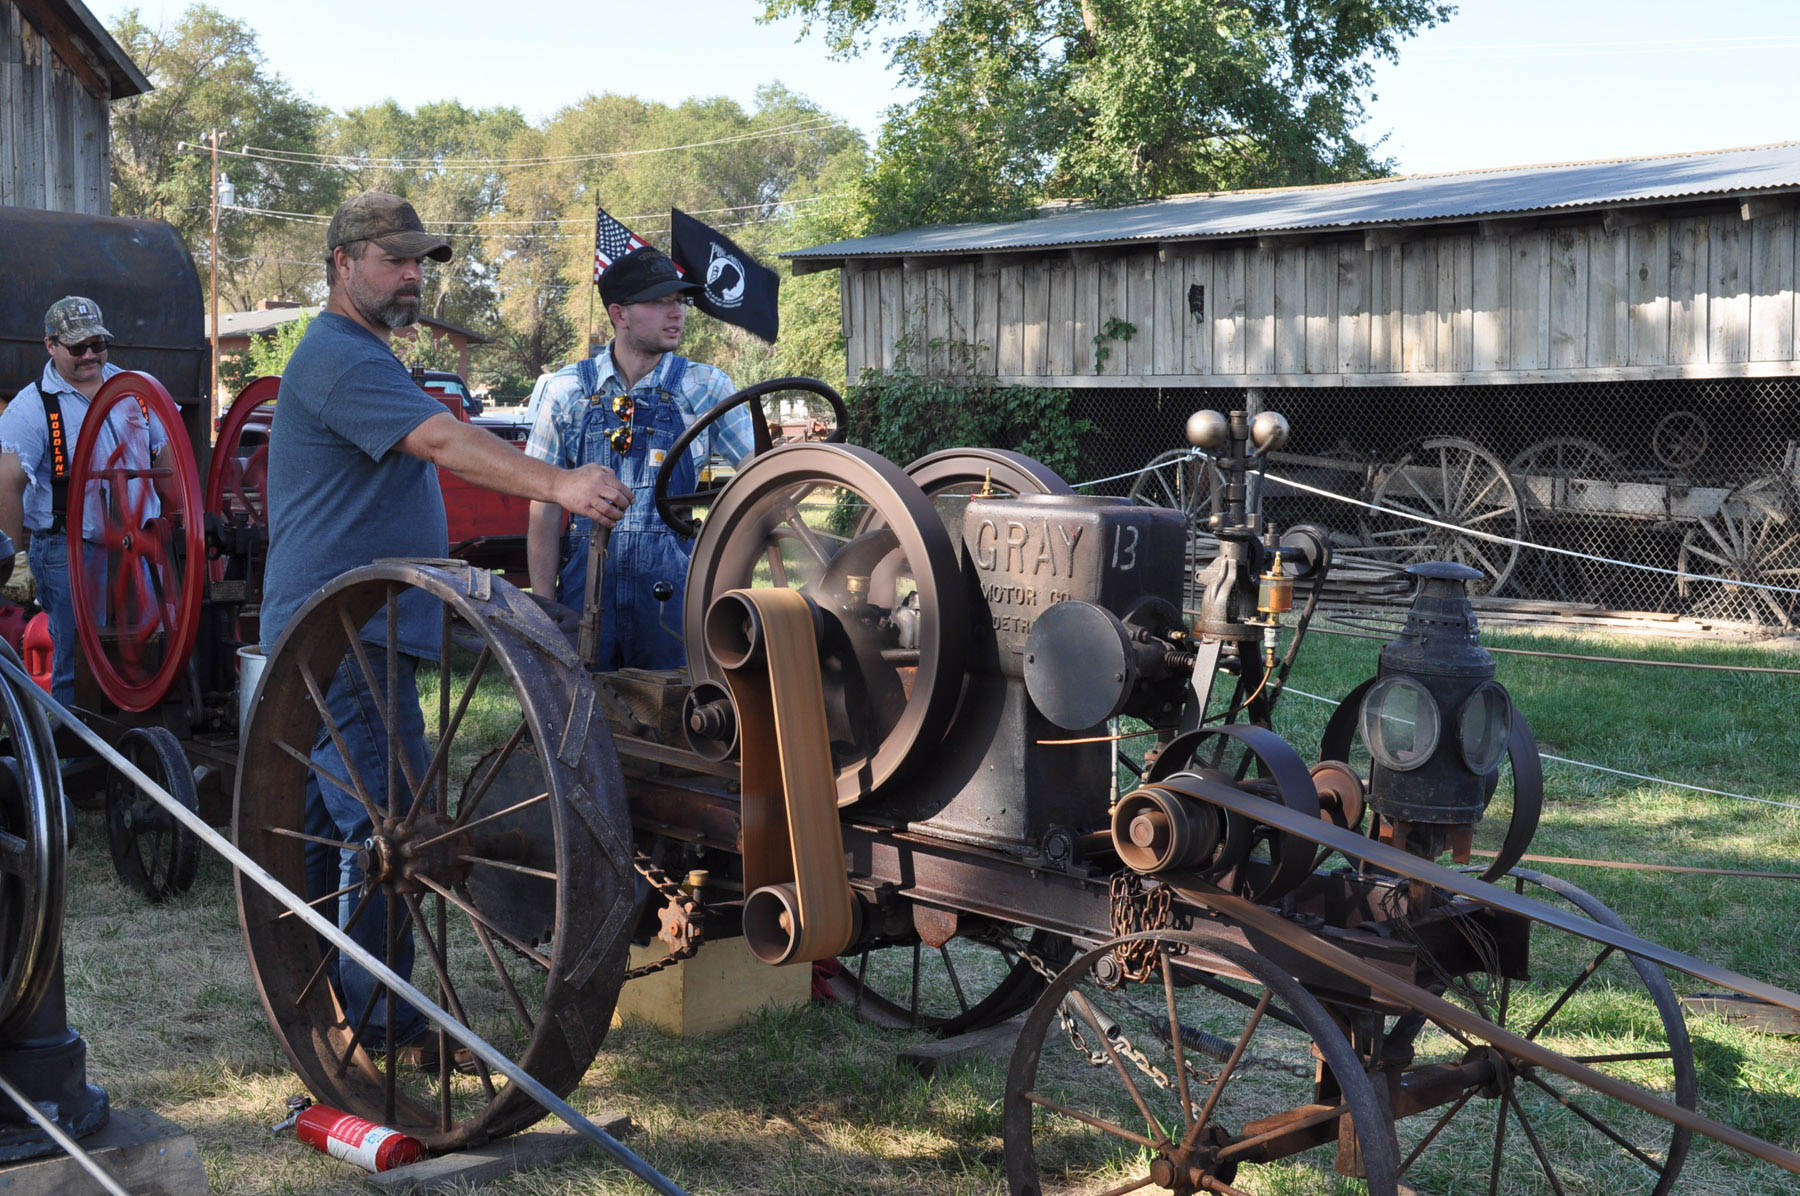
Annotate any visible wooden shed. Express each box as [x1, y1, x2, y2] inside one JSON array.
[[790, 142, 1800, 391], [1, 0, 149, 215], [789, 144, 1800, 626]]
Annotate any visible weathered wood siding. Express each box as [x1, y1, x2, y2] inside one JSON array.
[[1, 0, 112, 215], [840, 207, 1800, 386]]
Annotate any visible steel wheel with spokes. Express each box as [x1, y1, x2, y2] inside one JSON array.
[[1386, 869, 1695, 1195], [1005, 930, 1398, 1196], [234, 560, 637, 1152], [821, 922, 1073, 1037], [1361, 437, 1524, 596], [104, 725, 200, 902]]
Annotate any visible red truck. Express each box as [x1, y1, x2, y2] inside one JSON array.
[[414, 369, 532, 582]]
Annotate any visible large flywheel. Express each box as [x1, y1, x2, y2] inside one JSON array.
[[684, 443, 967, 805], [234, 560, 637, 1150], [67, 371, 204, 711]]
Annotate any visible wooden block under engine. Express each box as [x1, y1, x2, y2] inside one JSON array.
[[613, 937, 812, 1037]]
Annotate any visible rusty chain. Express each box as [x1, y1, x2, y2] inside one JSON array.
[[624, 853, 704, 982], [1108, 871, 1173, 985]]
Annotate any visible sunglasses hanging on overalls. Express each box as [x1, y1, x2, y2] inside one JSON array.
[[609, 394, 635, 454]]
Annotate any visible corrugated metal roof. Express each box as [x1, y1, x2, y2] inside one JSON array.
[[787, 142, 1800, 262]]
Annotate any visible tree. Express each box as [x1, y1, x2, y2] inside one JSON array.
[[764, 0, 1452, 229], [108, 7, 337, 305]]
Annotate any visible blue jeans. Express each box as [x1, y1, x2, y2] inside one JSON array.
[[302, 648, 428, 1047], [29, 532, 85, 705]]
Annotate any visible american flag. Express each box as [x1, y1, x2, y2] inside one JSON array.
[[592, 206, 648, 282]]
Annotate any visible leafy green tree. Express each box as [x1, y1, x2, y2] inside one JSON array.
[[218, 312, 310, 395], [765, 0, 1451, 228], [108, 7, 337, 305]]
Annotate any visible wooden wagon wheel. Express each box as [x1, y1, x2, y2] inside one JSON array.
[[1676, 473, 1800, 628], [1128, 448, 1222, 522], [1361, 438, 1524, 596], [1004, 930, 1399, 1196], [234, 560, 636, 1151], [1386, 870, 1695, 1195], [1507, 437, 1621, 603]]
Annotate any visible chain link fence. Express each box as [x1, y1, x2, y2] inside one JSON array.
[[1068, 378, 1800, 630]]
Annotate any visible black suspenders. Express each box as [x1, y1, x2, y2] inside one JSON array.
[[39, 389, 153, 536]]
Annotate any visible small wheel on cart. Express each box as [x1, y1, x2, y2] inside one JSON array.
[[1651, 410, 1709, 472], [820, 922, 1072, 1037], [105, 725, 200, 902], [1360, 437, 1523, 596], [1004, 929, 1399, 1195], [1676, 473, 1800, 629], [1385, 869, 1695, 1194]]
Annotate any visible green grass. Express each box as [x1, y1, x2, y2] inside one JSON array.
[[54, 619, 1800, 1194]]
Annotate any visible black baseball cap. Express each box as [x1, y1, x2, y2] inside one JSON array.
[[327, 191, 453, 263], [600, 247, 701, 307]]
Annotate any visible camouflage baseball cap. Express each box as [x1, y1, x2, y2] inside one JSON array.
[[326, 191, 453, 263], [44, 296, 112, 344]]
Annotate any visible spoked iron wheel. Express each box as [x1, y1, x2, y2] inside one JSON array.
[[821, 923, 1073, 1037], [1676, 473, 1800, 629], [235, 560, 637, 1151], [104, 725, 199, 902], [1361, 438, 1524, 596], [1005, 930, 1398, 1196], [67, 371, 205, 712], [1386, 870, 1695, 1195]]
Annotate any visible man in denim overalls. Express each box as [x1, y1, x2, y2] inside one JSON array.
[[525, 247, 753, 670]]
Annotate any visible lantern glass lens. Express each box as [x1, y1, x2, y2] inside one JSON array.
[[1458, 683, 1512, 774], [1360, 676, 1440, 771]]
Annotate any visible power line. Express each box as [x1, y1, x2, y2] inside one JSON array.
[[175, 118, 849, 172]]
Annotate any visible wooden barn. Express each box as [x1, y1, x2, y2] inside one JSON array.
[[789, 143, 1800, 625], [1, 0, 148, 214]]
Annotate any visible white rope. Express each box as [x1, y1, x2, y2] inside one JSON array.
[[1281, 686, 1800, 812], [1073, 449, 1207, 491], [1263, 470, 1800, 599]]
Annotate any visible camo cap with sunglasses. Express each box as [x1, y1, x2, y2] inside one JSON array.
[[44, 296, 113, 345]]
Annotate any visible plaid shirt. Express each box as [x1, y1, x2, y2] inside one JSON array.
[[525, 347, 750, 478]]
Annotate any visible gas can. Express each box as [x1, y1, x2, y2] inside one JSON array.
[[291, 1102, 426, 1172]]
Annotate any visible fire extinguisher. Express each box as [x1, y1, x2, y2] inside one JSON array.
[[271, 1096, 426, 1172]]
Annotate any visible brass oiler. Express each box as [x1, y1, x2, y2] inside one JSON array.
[[1256, 551, 1293, 616]]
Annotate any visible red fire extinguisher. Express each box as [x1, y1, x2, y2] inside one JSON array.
[[271, 1096, 426, 1172]]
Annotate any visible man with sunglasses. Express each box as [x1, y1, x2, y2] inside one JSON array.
[[0, 296, 166, 703], [525, 246, 753, 670]]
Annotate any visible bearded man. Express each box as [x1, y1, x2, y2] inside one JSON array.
[[261, 192, 631, 1058]]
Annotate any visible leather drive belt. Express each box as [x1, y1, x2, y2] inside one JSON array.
[[1149, 769, 1800, 1017], [709, 588, 856, 965]]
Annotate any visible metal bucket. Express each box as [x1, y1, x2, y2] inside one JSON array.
[[237, 645, 266, 743]]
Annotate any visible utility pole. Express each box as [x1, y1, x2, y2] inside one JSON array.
[[209, 128, 221, 430]]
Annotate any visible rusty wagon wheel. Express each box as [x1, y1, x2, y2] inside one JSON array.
[[820, 923, 1073, 1036], [1361, 438, 1524, 596], [1676, 473, 1800, 629], [235, 560, 636, 1152], [683, 442, 968, 805], [1385, 869, 1695, 1195], [1004, 930, 1399, 1196]]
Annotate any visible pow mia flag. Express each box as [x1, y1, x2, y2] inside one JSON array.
[[669, 207, 780, 343]]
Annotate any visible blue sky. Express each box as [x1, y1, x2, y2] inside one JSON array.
[[95, 0, 1800, 177]]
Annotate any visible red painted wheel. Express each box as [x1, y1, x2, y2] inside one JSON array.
[[204, 375, 278, 530], [67, 371, 204, 712]]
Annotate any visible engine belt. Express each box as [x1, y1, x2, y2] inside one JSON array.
[[712, 587, 855, 964]]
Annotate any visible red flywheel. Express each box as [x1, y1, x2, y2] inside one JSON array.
[[67, 370, 204, 712], [204, 375, 278, 531]]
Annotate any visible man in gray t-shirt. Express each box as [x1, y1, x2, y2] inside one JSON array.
[[266, 192, 630, 1053]]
